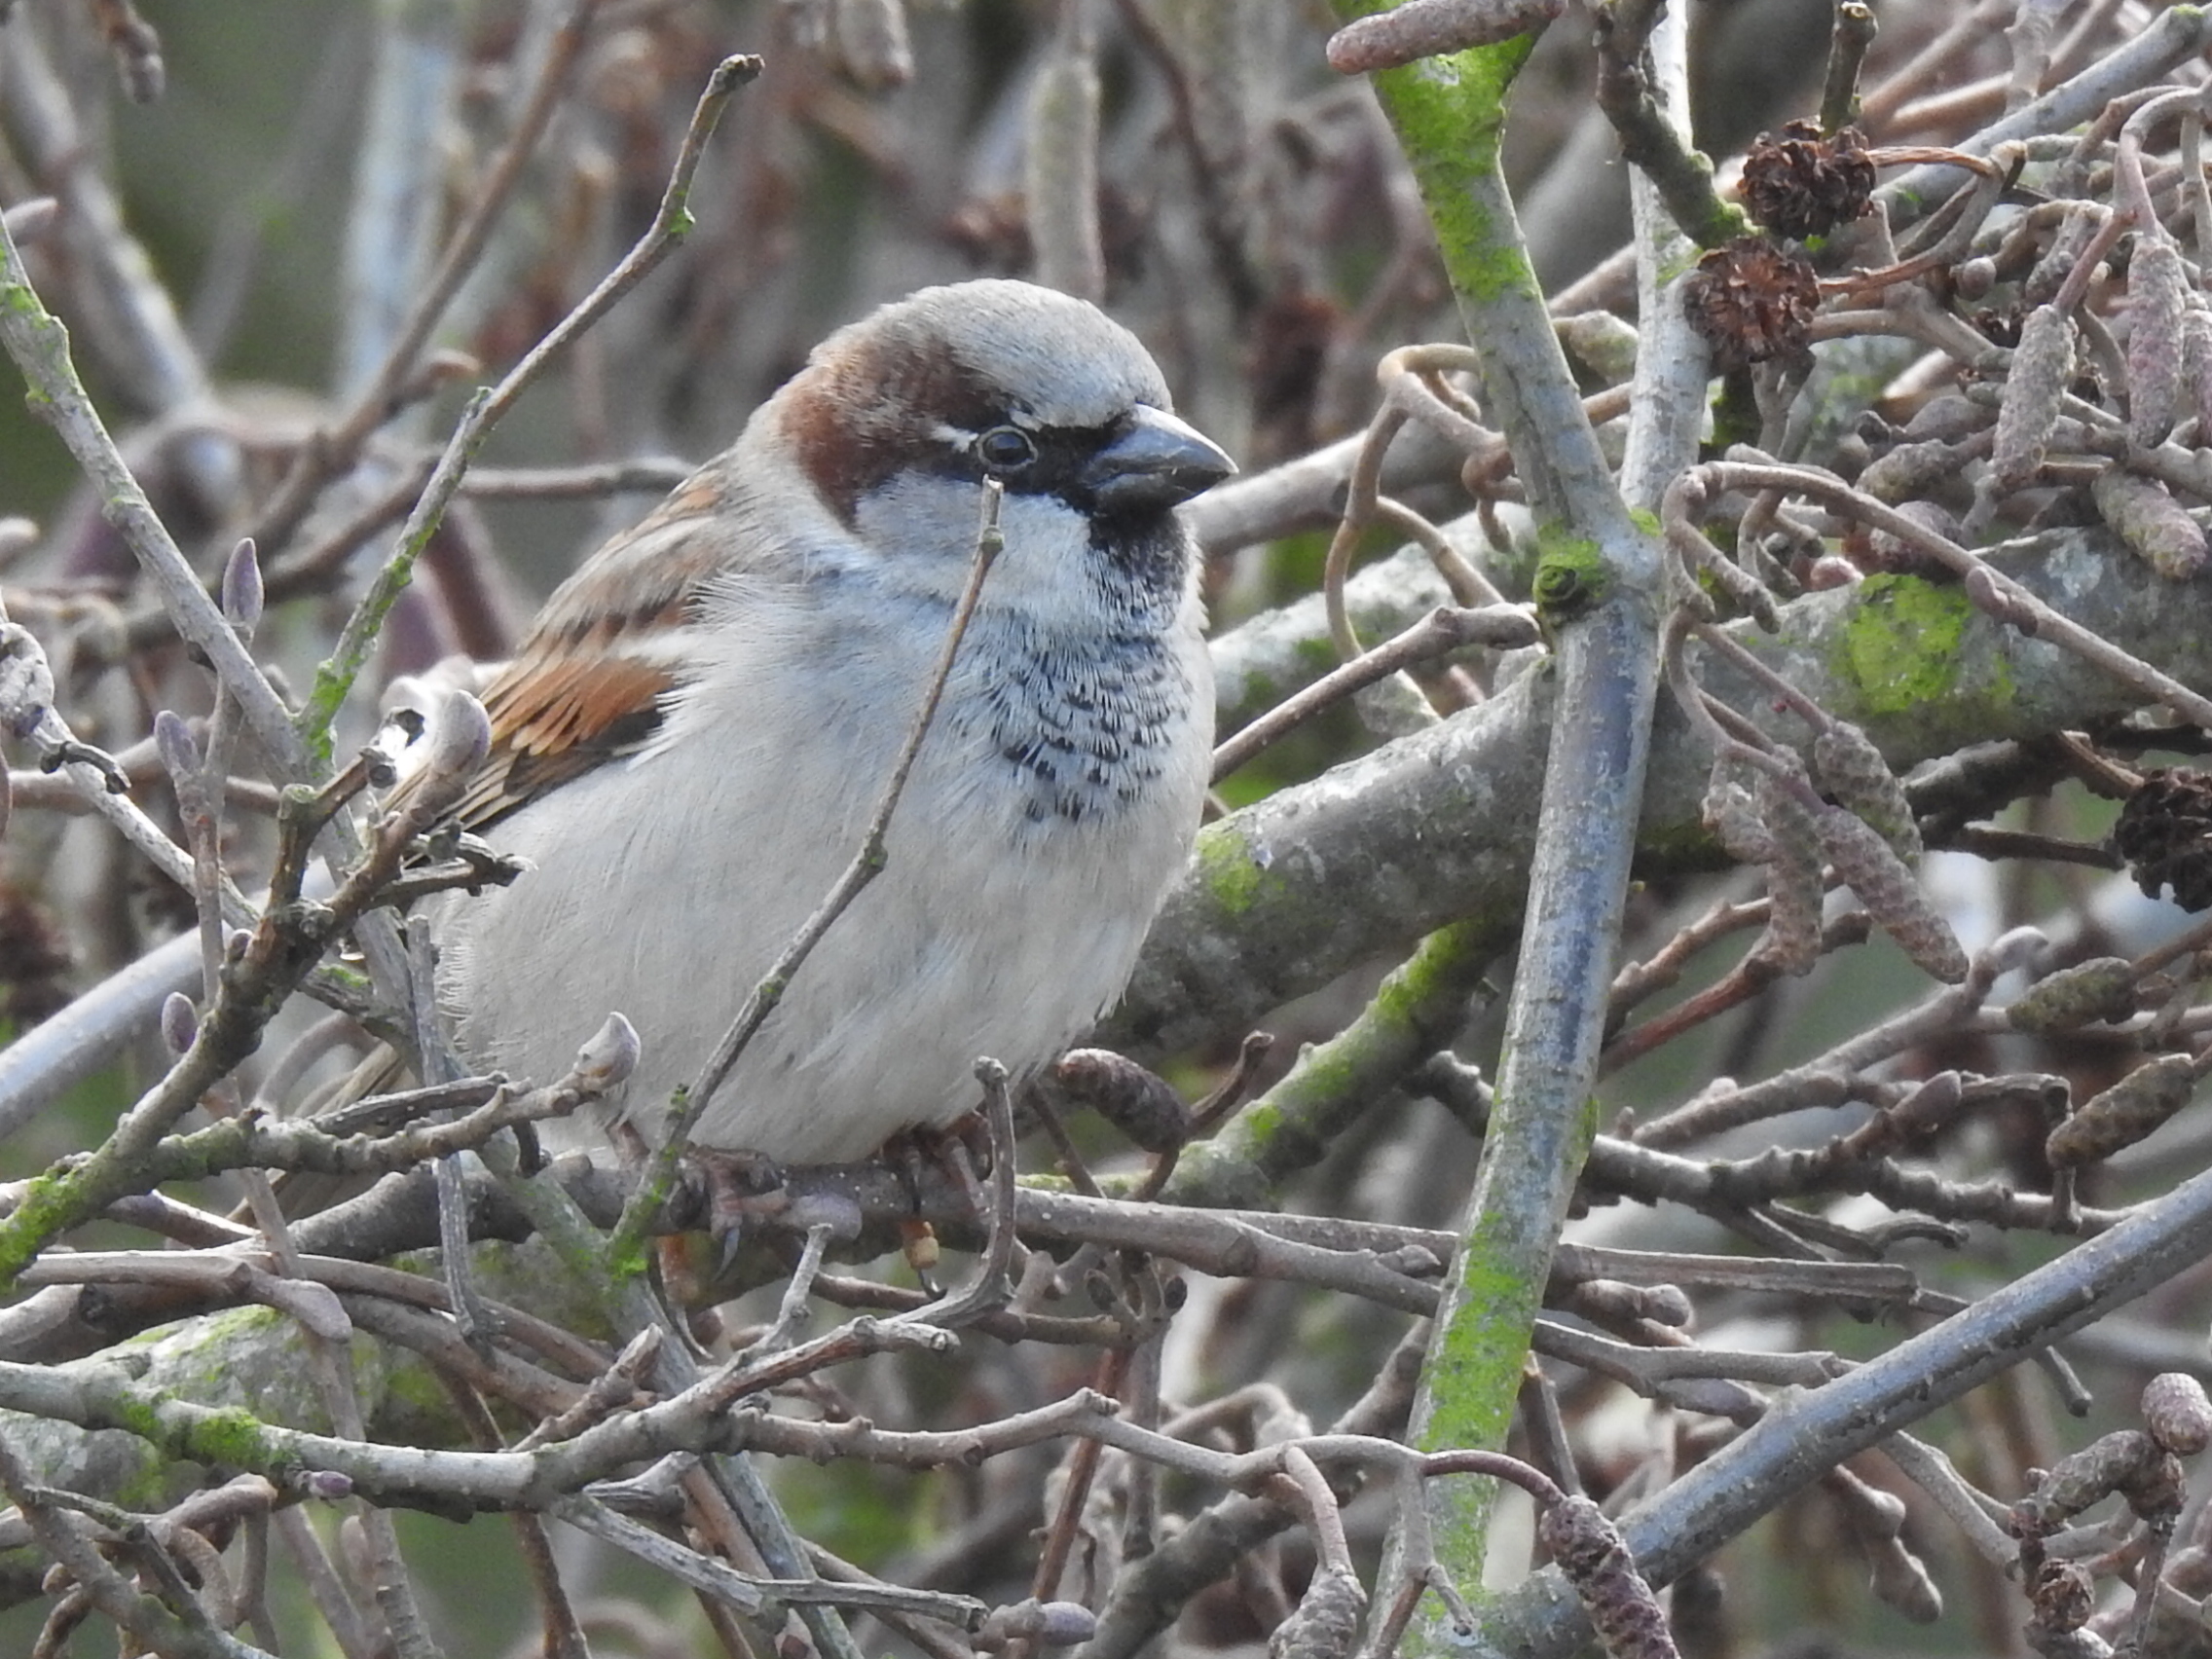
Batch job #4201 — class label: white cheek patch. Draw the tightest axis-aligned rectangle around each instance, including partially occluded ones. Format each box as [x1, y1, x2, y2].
[851, 474, 1105, 621]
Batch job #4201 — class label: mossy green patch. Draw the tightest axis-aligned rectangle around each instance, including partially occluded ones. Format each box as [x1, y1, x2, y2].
[1193, 819, 1285, 917]
[0, 1167, 82, 1287]
[1421, 1261, 1533, 1443]
[181, 1405, 282, 1471]
[1532, 533, 1606, 619]
[1357, 24, 1537, 306]
[1837, 572, 1997, 717]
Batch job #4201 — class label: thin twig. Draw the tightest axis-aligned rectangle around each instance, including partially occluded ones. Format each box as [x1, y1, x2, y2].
[295, 54, 765, 752]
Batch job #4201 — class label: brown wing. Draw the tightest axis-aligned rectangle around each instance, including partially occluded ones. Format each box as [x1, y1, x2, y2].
[431, 466, 738, 831]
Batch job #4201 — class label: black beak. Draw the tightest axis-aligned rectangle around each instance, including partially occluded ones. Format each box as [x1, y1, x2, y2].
[1081, 405, 1236, 514]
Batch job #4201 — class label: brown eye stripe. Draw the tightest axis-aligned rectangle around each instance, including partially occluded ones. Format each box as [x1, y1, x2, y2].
[780, 334, 1005, 525]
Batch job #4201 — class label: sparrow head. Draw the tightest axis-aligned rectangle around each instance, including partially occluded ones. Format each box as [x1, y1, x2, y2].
[775, 279, 1235, 541]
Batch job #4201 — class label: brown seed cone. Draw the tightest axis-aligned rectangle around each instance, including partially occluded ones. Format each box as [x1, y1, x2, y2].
[2027, 1560, 2095, 1635]
[1741, 121, 1876, 240]
[2113, 767, 2212, 910]
[1684, 237, 1820, 373]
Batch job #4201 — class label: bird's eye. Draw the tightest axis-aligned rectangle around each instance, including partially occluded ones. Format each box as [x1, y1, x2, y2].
[975, 425, 1038, 475]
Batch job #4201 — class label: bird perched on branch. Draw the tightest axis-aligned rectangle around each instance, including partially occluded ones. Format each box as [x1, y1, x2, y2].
[411, 278, 1232, 1165]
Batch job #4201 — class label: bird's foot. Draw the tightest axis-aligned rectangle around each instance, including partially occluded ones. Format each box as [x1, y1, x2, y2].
[879, 1121, 993, 1294]
[660, 1147, 790, 1297]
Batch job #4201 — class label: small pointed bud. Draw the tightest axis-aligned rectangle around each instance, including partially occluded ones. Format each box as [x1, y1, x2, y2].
[572, 1012, 641, 1093]
[1978, 926, 2052, 981]
[426, 689, 492, 785]
[0, 517, 37, 565]
[160, 992, 199, 1055]
[979, 1600, 1102, 1651]
[831, 0, 913, 90]
[153, 709, 202, 779]
[0, 198, 58, 243]
[222, 538, 264, 636]
[1889, 1071, 1964, 1139]
[1028, 1603, 1099, 1647]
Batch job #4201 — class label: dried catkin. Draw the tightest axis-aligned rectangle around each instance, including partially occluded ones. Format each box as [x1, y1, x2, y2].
[2091, 466, 2208, 580]
[2126, 236, 2191, 447]
[2006, 957, 2141, 1034]
[2046, 1052, 2198, 1166]
[1812, 722, 1921, 865]
[1992, 303, 2075, 490]
[1813, 806, 1969, 981]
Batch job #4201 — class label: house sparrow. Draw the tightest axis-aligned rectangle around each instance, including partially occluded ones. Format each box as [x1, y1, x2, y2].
[421, 279, 1232, 1163]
